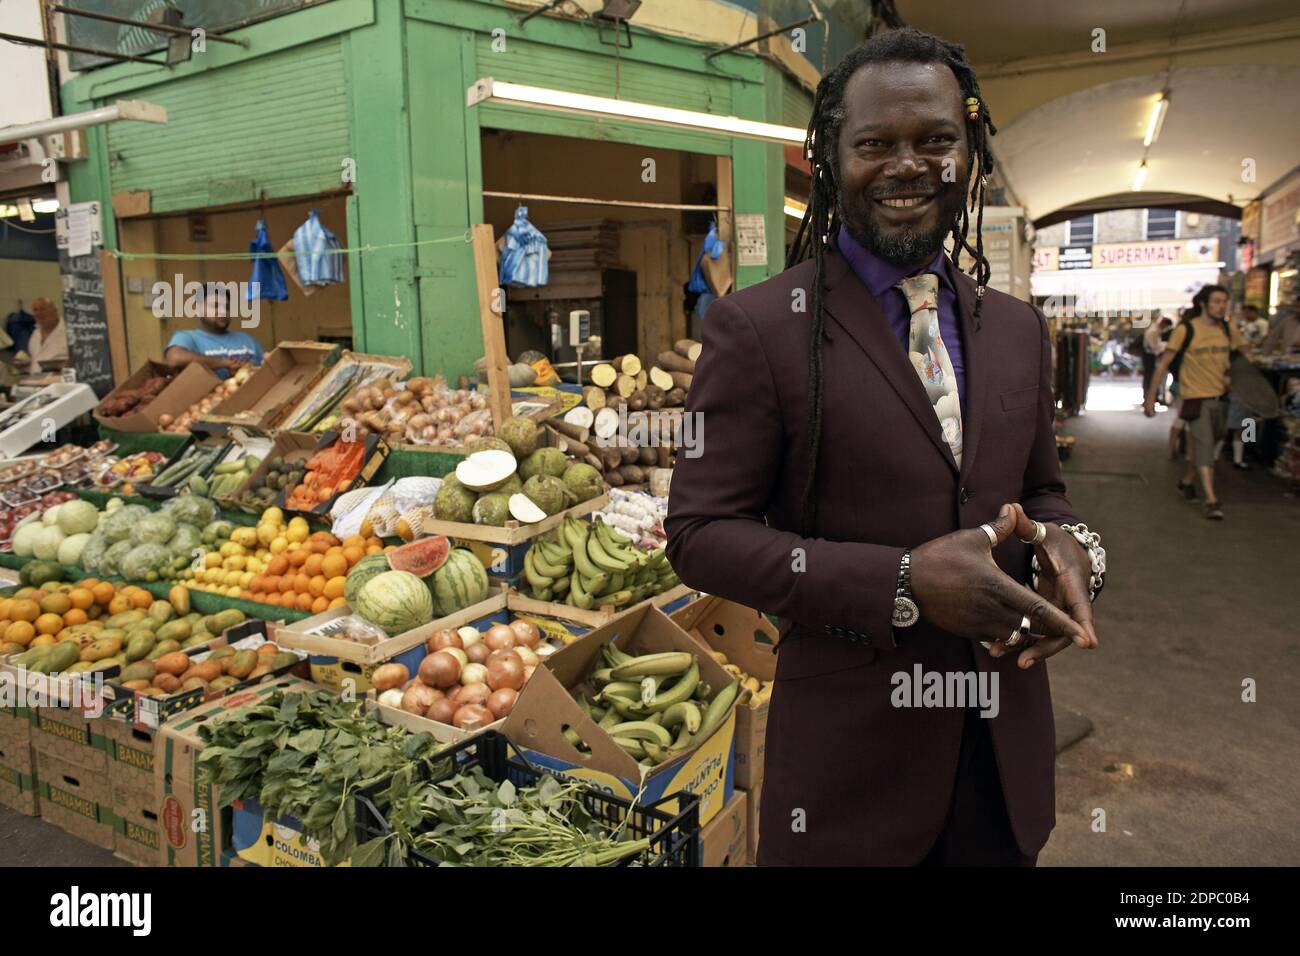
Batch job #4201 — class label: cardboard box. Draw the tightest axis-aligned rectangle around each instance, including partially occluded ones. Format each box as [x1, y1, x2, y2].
[202, 341, 337, 430]
[277, 586, 508, 694]
[0, 726, 38, 816]
[155, 676, 316, 867]
[31, 705, 108, 773]
[672, 596, 776, 789]
[504, 604, 738, 825]
[139, 435, 232, 500]
[275, 350, 412, 433]
[700, 789, 748, 867]
[504, 582, 698, 640]
[113, 786, 164, 866]
[105, 718, 157, 799]
[742, 782, 761, 865]
[36, 749, 114, 849]
[0, 700, 32, 741]
[278, 430, 390, 519]
[94, 361, 222, 433]
[219, 431, 317, 514]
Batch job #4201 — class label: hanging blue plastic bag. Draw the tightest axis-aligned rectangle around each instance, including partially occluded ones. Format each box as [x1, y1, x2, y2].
[293, 209, 344, 287]
[499, 206, 549, 288]
[688, 220, 724, 294]
[248, 219, 288, 302]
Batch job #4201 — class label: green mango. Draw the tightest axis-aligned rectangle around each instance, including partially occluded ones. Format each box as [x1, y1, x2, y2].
[156, 620, 192, 643]
[146, 639, 181, 661]
[125, 633, 157, 663]
[41, 643, 80, 674]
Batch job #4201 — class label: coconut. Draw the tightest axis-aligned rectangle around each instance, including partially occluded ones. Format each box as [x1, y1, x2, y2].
[472, 493, 512, 526]
[562, 462, 604, 504]
[522, 474, 568, 516]
[455, 449, 518, 491]
[464, 436, 512, 456]
[498, 415, 540, 459]
[508, 493, 547, 524]
[433, 483, 477, 522]
[520, 447, 568, 482]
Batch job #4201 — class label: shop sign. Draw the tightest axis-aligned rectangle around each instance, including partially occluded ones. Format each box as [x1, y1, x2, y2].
[1092, 238, 1218, 268]
[1059, 245, 1093, 270]
[736, 214, 767, 266]
[1259, 170, 1300, 260]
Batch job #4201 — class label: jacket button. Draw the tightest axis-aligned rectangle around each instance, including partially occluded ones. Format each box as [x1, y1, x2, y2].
[959, 487, 972, 504]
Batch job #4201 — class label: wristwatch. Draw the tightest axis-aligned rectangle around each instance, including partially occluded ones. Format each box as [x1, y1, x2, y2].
[891, 549, 919, 628]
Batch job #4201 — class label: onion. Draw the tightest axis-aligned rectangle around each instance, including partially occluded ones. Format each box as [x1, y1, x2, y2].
[514, 646, 539, 669]
[377, 689, 405, 709]
[487, 688, 518, 719]
[401, 682, 438, 715]
[457, 682, 492, 707]
[534, 643, 558, 659]
[426, 628, 463, 652]
[453, 704, 494, 731]
[509, 619, 541, 648]
[523, 664, 536, 683]
[461, 662, 489, 685]
[418, 651, 462, 689]
[446, 684, 464, 703]
[464, 642, 491, 665]
[441, 646, 469, 668]
[484, 623, 517, 651]
[486, 650, 525, 691]
[425, 698, 458, 725]
[371, 663, 409, 693]
[457, 626, 482, 648]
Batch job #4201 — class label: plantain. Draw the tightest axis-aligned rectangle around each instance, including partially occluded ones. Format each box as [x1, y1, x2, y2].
[697, 678, 741, 738]
[529, 543, 569, 578]
[568, 571, 594, 610]
[660, 700, 702, 733]
[522, 549, 555, 591]
[587, 531, 632, 573]
[641, 660, 700, 712]
[610, 651, 694, 681]
[609, 721, 673, 747]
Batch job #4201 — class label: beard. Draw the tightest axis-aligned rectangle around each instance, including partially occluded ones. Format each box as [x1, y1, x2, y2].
[839, 184, 964, 267]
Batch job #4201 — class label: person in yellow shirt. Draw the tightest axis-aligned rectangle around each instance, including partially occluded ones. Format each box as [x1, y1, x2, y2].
[1144, 284, 1243, 520]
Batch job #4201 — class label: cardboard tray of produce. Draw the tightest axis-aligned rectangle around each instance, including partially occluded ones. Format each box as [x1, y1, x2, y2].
[277, 430, 390, 519]
[200, 341, 337, 431]
[388, 394, 566, 455]
[220, 431, 317, 514]
[94, 361, 222, 433]
[506, 581, 697, 632]
[138, 435, 232, 500]
[421, 492, 610, 546]
[276, 351, 413, 434]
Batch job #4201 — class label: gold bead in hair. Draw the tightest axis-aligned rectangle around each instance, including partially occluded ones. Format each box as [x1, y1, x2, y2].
[965, 96, 980, 121]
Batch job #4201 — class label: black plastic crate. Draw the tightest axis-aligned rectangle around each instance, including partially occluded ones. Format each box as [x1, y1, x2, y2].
[354, 731, 701, 867]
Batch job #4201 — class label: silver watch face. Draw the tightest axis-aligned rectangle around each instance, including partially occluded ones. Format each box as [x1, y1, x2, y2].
[892, 596, 919, 628]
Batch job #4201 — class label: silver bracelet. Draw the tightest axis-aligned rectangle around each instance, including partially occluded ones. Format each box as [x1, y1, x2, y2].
[1031, 522, 1106, 601]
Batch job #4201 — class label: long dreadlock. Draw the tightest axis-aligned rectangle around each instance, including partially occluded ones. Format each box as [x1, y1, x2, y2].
[785, 28, 998, 536]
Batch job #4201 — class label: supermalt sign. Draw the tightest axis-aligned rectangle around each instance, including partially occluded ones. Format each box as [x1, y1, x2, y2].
[1092, 238, 1219, 268]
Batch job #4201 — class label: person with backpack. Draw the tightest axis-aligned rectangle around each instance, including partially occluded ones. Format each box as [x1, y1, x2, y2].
[1144, 284, 1244, 520]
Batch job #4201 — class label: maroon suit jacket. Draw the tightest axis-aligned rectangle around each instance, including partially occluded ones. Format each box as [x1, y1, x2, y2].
[665, 246, 1079, 865]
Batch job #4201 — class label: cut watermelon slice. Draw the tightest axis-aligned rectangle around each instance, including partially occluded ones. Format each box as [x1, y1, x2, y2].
[388, 534, 451, 577]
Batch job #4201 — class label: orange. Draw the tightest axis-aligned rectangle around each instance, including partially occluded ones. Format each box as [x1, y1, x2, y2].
[62, 608, 88, 627]
[292, 574, 311, 595]
[76, 577, 100, 589]
[67, 588, 94, 611]
[312, 531, 340, 546]
[29, 634, 54, 648]
[308, 575, 327, 598]
[5, 620, 35, 647]
[91, 582, 115, 606]
[108, 595, 133, 616]
[129, 589, 153, 610]
[267, 555, 290, 577]
[341, 546, 365, 567]
[295, 593, 315, 612]
[321, 554, 347, 579]
[29, 590, 48, 603]
[323, 576, 346, 601]
[0, 598, 13, 620]
[239, 590, 256, 602]
[311, 596, 330, 614]
[263, 575, 282, 594]
[10, 600, 40, 623]
[308, 538, 330, 554]
[288, 549, 309, 569]
[328, 596, 347, 610]
[303, 554, 325, 577]
[279, 592, 298, 610]
[35, 613, 64, 636]
[366, 544, 383, 556]
[366, 537, 383, 549]
[40, 593, 72, 617]
[342, 535, 366, 551]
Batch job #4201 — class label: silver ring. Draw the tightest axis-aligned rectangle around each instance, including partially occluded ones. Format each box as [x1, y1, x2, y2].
[1005, 630, 1022, 647]
[1019, 614, 1032, 636]
[979, 523, 998, 547]
[1019, 520, 1046, 545]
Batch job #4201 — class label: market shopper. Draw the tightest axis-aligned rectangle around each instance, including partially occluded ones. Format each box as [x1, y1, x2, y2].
[1239, 304, 1269, 348]
[1142, 315, 1172, 404]
[1260, 300, 1300, 354]
[1144, 284, 1244, 519]
[23, 297, 69, 374]
[666, 29, 1102, 867]
[165, 285, 264, 379]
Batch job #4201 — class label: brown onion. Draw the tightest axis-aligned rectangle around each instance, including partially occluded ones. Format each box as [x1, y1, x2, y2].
[401, 682, 438, 715]
[457, 682, 492, 707]
[426, 698, 458, 725]
[440, 647, 469, 668]
[461, 662, 489, 685]
[426, 628, 463, 652]
[523, 665, 536, 683]
[514, 646, 539, 669]
[509, 619, 541, 648]
[453, 704, 493, 731]
[487, 688, 518, 719]
[419, 651, 462, 689]
[486, 650, 525, 691]
[465, 642, 491, 665]
[533, 643, 558, 659]
[484, 623, 517, 651]
[371, 663, 409, 693]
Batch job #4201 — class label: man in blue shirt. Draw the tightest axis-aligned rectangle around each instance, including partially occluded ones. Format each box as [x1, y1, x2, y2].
[165, 285, 264, 379]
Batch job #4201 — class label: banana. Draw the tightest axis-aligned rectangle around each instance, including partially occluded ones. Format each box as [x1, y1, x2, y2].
[609, 721, 674, 747]
[604, 695, 650, 719]
[697, 678, 741, 738]
[597, 517, 634, 548]
[642, 741, 672, 764]
[587, 532, 632, 573]
[580, 570, 610, 595]
[741, 676, 761, 696]
[596, 680, 642, 701]
[523, 549, 555, 590]
[599, 708, 621, 730]
[709, 651, 729, 665]
[668, 723, 695, 753]
[564, 520, 605, 579]
[536, 535, 572, 563]
[694, 680, 712, 701]
[552, 575, 571, 595]
[660, 700, 702, 733]
[529, 545, 569, 578]
[569, 571, 594, 610]
[641, 660, 699, 712]
[598, 571, 625, 596]
[646, 548, 668, 567]
[599, 589, 634, 608]
[611, 736, 647, 760]
[533, 586, 553, 601]
[723, 663, 743, 678]
[594, 520, 639, 561]
[590, 667, 615, 685]
[610, 652, 695, 680]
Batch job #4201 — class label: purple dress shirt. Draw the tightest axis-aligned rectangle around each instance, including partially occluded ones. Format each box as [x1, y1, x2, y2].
[836, 228, 966, 409]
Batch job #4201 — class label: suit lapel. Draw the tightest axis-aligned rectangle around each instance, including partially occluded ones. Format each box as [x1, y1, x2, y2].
[820, 248, 959, 473]
[951, 266, 987, 483]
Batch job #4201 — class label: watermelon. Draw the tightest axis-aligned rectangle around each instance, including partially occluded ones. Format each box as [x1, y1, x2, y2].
[344, 552, 393, 606]
[388, 535, 451, 577]
[353, 570, 435, 635]
[429, 549, 490, 617]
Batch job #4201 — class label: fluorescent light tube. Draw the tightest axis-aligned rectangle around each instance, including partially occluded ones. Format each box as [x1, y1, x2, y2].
[1132, 161, 1149, 192]
[1143, 94, 1168, 148]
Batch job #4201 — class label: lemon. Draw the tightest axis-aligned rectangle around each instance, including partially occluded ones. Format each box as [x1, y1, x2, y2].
[231, 527, 258, 549]
[262, 507, 284, 525]
[269, 536, 288, 555]
[286, 521, 310, 545]
[204, 568, 224, 584]
[256, 522, 278, 547]
[225, 556, 247, 572]
[203, 552, 223, 570]
[239, 571, 254, 588]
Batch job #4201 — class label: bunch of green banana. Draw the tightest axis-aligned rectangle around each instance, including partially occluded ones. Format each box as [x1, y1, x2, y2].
[522, 516, 681, 608]
[563, 642, 740, 770]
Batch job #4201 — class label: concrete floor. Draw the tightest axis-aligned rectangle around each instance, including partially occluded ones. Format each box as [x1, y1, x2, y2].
[1, 381, 1296, 866]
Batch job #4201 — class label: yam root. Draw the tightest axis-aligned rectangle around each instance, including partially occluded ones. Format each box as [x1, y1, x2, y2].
[599, 446, 624, 472]
[674, 339, 702, 362]
[665, 387, 686, 406]
[656, 351, 695, 375]
[604, 469, 625, 487]
[552, 419, 590, 444]
[627, 390, 648, 412]
[644, 384, 666, 410]
[635, 370, 647, 391]
[611, 354, 642, 376]
[637, 446, 658, 466]
[648, 367, 674, 391]
[584, 453, 605, 474]
[546, 426, 591, 459]
[593, 406, 620, 439]
[590, 363, 617, 388]
[582, 386, 606, 411]
[668, 371, 693, 391]
[618, 464, 646, 484]
[614, 374, 637, 398]
[619, 444, 640, 465]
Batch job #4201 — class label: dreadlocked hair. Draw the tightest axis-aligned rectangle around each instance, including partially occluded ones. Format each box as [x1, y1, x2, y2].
[786, 27, 997, 536]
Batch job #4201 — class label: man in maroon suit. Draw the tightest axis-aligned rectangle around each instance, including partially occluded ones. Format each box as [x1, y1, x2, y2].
[666, 28, 1103, 866]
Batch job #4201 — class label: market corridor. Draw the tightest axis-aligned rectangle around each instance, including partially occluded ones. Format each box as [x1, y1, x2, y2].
[1041, 392, 1300, 866]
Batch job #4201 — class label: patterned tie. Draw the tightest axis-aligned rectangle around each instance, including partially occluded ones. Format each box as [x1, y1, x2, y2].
[895, 273, 963, 468]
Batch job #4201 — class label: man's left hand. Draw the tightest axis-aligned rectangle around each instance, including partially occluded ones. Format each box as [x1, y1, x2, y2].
[988, 503, 1098, 668]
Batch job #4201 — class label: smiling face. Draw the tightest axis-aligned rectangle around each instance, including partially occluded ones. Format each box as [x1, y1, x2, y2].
[834, 61, 970, 267]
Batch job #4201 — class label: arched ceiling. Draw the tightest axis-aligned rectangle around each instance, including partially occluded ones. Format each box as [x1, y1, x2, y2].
[990, 64, 1300, 221]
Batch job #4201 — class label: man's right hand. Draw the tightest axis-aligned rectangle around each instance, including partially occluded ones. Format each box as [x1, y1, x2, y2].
[910, 503, 1090, 648]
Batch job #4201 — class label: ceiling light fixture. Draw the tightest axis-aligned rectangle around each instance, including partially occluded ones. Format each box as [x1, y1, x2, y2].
[467, 78, 805, 145]
[1143, 93, 1169, 148]
[1132, 161, 1149, 192]
[31, 198, 60, 214]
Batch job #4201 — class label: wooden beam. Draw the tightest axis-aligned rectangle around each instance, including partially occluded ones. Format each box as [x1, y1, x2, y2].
[98, 248, 129, 386]
[716, 155, 735, 292]
[471, 223, 512, 430]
